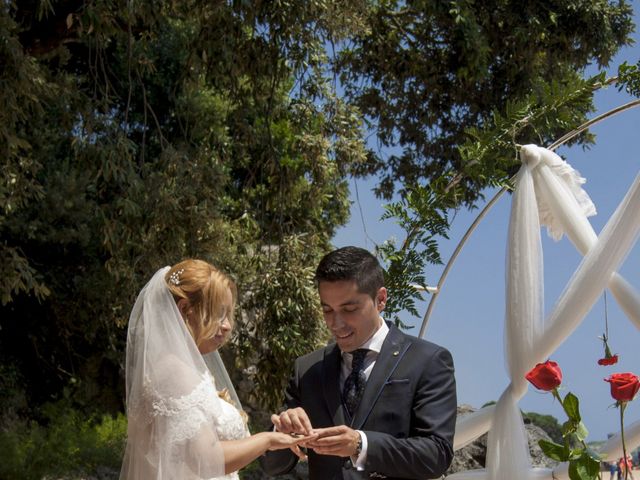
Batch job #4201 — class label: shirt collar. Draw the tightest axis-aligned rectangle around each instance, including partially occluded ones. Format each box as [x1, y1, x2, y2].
[342, 318, 389, 357]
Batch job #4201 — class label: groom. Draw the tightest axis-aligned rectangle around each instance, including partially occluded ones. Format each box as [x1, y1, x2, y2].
[260, 246, 457, 479]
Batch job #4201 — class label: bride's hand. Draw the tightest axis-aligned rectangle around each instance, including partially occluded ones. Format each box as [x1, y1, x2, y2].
[267, 432, 318, 460]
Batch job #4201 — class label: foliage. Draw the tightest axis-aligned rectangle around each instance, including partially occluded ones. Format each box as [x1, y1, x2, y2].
[523, 361, 604, 480]
[336, 0, 635, 203]
[0, 363, 29, 422]
[0, 401, 126, 480]
[238, 460, 262, 479]
[238, 234, 332, 411]
[377, 183, 451, 327]
[2, 0, 639, 432]
[617, 60, 640, 98]
[0, 0, 365, 414]
[377, 70, 613, 323]
[378, 63, 640, 325]
[537, 392, 601, 480]
[348, 3, 638, 330]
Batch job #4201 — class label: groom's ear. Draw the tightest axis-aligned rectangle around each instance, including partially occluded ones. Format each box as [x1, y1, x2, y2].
[375, 287, 387, 311]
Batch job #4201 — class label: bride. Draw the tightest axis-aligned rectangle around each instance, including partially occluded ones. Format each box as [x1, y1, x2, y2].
[119, 259, 313, 479]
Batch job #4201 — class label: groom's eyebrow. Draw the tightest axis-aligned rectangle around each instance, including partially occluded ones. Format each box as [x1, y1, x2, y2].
[339, 299, 361, 307]
[320, 299, 361, 307]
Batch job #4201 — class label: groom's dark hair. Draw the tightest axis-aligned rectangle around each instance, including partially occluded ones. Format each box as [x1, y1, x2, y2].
[315, 246, 384, 300]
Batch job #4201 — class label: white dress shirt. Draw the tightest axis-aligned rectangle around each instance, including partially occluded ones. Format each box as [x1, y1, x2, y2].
[340, 319, 389, 470]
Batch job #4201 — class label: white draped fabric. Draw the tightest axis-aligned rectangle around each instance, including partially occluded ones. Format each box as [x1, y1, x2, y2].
[204, 351, 242, 408]
[453, 405, 495, 451]
[447, 145, 640, 479]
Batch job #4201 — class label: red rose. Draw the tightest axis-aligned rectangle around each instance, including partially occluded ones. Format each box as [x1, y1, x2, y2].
[598, 354, 619, 366]
[526, 360, 563, 391]
[605, 373, 640, 402]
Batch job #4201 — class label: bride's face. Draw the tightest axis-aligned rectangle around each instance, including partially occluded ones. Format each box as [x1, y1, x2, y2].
[197, 316, 232, 354]
[197, 288, 233, 355]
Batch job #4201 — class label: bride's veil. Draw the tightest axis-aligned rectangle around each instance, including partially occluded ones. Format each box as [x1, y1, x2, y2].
[119, 267, 226, 479]
[204, 351, 242, 408]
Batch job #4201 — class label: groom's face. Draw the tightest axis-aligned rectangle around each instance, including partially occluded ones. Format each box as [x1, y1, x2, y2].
[318, 280, 386, 352]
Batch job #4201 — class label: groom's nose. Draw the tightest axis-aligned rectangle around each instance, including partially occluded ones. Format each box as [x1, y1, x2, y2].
[325, 311, 345, 329]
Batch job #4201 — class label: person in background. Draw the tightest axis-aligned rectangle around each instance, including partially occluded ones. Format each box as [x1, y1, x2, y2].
[618, 454, 635, 480]
[609, 460, 620, 480]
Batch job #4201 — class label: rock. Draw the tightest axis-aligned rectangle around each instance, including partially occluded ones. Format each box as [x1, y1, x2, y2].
[447, 404, 558, 475]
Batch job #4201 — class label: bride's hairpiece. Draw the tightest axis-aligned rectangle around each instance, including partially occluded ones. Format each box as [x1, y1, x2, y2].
[169, 268, 184, 286]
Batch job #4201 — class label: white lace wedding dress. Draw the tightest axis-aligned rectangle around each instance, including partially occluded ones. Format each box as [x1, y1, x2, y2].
[123, 370, 249, 480]
[209, 378, 250, 480]
[120, 268, 250, 480]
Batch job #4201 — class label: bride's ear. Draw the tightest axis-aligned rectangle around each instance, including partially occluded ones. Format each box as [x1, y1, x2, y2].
[176, 298, 191, 320]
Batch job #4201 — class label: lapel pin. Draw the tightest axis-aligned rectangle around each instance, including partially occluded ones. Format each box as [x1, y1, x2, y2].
[393, 351, 399, 356]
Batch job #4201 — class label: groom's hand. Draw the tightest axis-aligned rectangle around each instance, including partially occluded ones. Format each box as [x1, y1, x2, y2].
[271, 407, 314, 435]
[305, 425, 360, 457]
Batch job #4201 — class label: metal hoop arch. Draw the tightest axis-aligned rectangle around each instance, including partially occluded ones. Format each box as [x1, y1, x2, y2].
[419, 98, 640, 339]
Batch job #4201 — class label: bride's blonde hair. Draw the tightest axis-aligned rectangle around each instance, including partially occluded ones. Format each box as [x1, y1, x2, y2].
[165, 259, 236, 348]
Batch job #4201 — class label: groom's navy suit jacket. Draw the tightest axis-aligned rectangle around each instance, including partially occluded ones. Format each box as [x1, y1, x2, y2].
[260, 323, 457, 479]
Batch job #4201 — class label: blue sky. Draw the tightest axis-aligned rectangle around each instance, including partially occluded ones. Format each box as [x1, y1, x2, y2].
[333, 7, 640, 442]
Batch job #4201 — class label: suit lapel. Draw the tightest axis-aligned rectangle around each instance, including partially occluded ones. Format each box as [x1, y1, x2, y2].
[352, 324, 410, 428]
[322, 344, 347, 426]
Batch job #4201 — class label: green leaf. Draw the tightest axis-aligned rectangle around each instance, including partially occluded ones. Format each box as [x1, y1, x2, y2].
[539, 439, 571, 462]
[562, 420, 576, 437]
[575, 420, 589, 442]
[563, 392, 581, 422]
[568, 451, 601, 480]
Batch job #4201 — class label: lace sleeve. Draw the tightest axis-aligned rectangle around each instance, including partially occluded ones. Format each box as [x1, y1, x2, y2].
[149, 372, 220, 443]
[121, 358, 226, 479]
